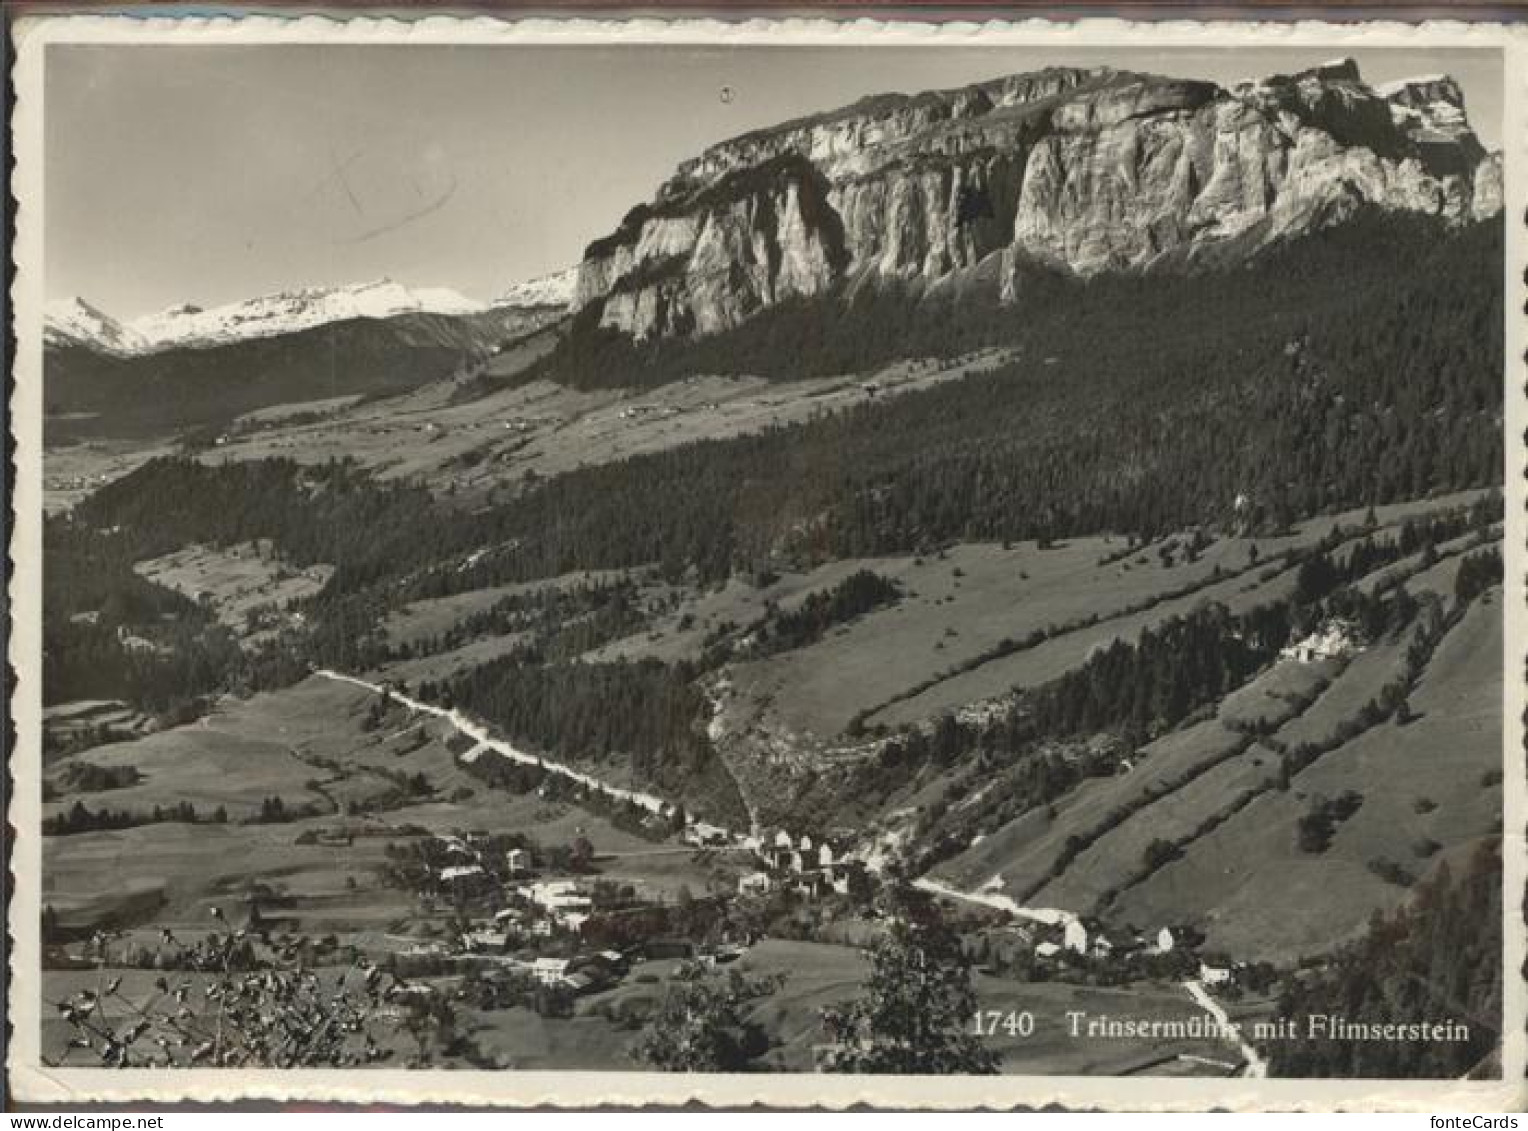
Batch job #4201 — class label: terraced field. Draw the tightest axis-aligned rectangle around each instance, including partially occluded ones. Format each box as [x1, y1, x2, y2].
[932, 570, 1502, 965]
[703, 493, 1492, 740]
[1112, 592, 1502, 963]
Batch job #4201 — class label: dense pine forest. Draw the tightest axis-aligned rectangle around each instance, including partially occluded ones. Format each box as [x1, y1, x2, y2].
[441, 657, 748, 826]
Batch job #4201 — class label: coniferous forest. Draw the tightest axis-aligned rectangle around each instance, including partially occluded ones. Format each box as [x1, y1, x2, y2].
[1268, 840, 1502, 1078]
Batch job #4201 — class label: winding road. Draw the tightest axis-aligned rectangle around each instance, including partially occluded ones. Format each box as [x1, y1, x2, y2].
[313, 668, 742, 835]
[915, 876, 1266, 1078]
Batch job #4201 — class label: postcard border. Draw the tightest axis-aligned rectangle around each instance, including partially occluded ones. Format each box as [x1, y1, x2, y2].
[7, 10, 1526, 1111]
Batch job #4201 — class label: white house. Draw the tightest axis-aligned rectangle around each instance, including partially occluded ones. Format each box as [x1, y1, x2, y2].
[524, 880, 593, 928]
[528, 957, 572, 986]
[1199, 962, 1232, 987]
[465, 928, 508, 951]
[1035, 941, 1062, 959]
[504, 848, 531, 876]
[1154, 926, 1176, 954]
[1063, 919, 1089, 955]
[439, 837, 476, 863]
[682, 822, 730, 848]
[1280, 619, 1358, 663]
[818, 844, 835, 869]
[738, 871, 773, 896]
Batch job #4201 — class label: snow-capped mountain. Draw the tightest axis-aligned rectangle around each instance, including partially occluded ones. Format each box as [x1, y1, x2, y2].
[43, 297, 149, 355]
[125, 279, 489, 352]
[45, 279, 491, 356]
[495, 267, 578, 310]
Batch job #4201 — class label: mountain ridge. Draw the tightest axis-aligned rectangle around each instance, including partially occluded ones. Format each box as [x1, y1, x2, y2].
[45, 305, 562, 440]
[46, 270, 575, 358]
[46, 279, 488, 357]
[570, 58, 1501, 341]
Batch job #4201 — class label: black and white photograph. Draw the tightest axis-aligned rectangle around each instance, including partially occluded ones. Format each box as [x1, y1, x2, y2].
[6, 14, 1523, 1111]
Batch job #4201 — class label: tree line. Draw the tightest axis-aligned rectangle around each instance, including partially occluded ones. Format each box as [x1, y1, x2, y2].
[1268, 839, 1501, 1078]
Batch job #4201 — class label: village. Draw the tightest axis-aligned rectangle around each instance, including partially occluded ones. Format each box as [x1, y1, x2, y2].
[263, 809, 1263, 1017]
[359, 823, 880, 998]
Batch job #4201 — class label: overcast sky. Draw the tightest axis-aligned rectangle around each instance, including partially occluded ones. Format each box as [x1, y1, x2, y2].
[46, 43, 1502, 319]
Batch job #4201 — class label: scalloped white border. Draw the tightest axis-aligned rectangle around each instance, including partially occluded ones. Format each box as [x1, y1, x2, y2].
[8, 11, 1526, 1111]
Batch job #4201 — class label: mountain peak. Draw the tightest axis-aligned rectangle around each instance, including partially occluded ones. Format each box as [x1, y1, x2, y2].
[496, 267, 578, 310]
[44, 297, 148, 355]
[1308, 57, 1362, 82]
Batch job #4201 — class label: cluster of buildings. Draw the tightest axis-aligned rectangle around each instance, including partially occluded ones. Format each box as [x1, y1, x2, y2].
[517, 950, 629, 993]
[1012, 918, 1233, 985]
[1280, 617, 1360, 663]
[735, 830, 871, 901]
[514, 879, 594, 933]
[1030, 920, 1185, 962]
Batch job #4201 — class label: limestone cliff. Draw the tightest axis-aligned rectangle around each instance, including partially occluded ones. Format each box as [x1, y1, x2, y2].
[574, 60, 1501, 340]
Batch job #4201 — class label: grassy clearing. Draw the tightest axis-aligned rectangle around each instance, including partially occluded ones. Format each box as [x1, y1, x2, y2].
[855, 493, 1490, 732]
[589, 559, 917, 667]
[42, 676, 720, 937]
[929, 517, 1501, 964]
[1403, 536, 1502, 601]
[43, 816, 414, 930]
[235, 394, 366, 425]
[377, 631, 533, 684]
[871, 535, 1382, 730]
[44, 718, 320, 821]
[133, 541, 330, 645]
[382, 569, 632, 650]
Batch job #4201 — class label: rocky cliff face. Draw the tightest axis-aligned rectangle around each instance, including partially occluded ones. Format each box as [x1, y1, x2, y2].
[573, 60, 1501, 340]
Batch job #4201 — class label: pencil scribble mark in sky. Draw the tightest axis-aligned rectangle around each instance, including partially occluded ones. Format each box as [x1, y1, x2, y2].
[340, 176, 458, 244]
[306, 148, 365, 214]
[333, 149, 364, 216]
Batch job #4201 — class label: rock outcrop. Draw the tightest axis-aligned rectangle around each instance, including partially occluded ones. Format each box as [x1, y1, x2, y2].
[572, 60, 1500, 340]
